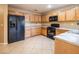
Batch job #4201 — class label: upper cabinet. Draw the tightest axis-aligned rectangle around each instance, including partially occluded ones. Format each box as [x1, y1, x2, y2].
[30, 14, 35, 22]
[38, 15, 41, 23]
[9, 11, 24, 16]
[41, 11, 59, 23]
[45, 15, 50, 22]
[42, 6, 79, 22]
[30, 15, 41, 23]
[8, 7, 41, 23]
[66, 7, 76, 21]
[58, 10, 66, 21]
[25, 14, 30, 22]
[34, 15, 38, 23]
[8, 7, 24, 16]
[52, 11, 58, 16]
[75, 7, 79, 20]
[41, 15, 46, 23]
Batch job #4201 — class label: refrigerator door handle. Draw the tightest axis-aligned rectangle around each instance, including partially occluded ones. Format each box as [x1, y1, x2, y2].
[10, 21, 16, 28]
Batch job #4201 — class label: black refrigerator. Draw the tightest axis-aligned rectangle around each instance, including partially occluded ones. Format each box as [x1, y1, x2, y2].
[8, 15, 25, 43]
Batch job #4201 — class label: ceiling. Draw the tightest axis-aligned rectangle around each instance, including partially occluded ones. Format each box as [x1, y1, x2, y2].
[9, 4, 69, 14]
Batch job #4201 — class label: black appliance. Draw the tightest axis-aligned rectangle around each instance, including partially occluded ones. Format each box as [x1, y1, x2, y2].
[49, 16, 58, 22]
[8, 15, 25, 43]
[47, 24, 60, 39]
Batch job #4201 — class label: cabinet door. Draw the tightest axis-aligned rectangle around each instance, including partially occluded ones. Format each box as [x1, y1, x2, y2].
[66, 8, 76, 21]
[25, 14, 30, 22]
[9, 11, 24, 16]
[34, 15, 38, 23]
[52, 11, 58, 16]
[36, 28, 41, 35]
[42, 28, 47, 36]
[41, 15, 46, 23]
[30, 15, 34, 22]
[45, 15, 50, 22]
[38, 15, 41, 23]
[55, 39, 79, 54]
[42, 28, 44, 35]
[58, 10, 66, 21]
[25, 28, 31, 38]
[31, 28, 37, 36]
[75, 7, 79, 20]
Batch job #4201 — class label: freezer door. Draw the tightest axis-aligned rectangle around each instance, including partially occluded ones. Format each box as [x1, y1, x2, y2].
[8, 15, 17, 43]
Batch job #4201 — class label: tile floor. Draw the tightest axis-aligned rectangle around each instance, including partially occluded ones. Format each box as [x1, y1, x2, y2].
[0, 35, 54, 54]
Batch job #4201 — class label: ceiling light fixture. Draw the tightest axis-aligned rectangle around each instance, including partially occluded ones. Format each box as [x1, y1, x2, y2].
[47, 4, 52, 8]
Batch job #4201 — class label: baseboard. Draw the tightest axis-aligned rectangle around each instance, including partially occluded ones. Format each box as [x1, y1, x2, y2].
[0, 43, 8, 45]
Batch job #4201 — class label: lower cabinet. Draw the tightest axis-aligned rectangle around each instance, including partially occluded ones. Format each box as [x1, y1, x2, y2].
[36, 28, 41, 35]
[41, 27, 47, 36]
[25, 27, 41, 38]
[31, 27, 41, 36]
[25, 28, 31, 38]
[55, 39, 79, 54]
[31, 28, 37, 36]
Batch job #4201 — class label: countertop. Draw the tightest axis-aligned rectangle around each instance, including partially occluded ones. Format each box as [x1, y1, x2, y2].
[54, 31, 79, 46]
[56, 27, 79, 31]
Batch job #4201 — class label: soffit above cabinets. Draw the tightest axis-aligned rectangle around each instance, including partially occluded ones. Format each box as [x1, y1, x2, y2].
[9, 4, 70, 14]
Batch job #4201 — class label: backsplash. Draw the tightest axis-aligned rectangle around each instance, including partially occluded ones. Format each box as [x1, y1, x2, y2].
[25, 22, 41, 28]
[41, 21, 79, 30]
[59, 22, 79, 30]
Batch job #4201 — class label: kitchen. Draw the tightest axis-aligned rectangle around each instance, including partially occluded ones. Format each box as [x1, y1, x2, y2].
[0, 4, 79, 54]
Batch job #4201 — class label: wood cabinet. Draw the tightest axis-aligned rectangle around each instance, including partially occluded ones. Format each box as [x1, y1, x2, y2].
[25, 28, 31, 38]
[42, 27, 47, 36]
[31, 28, 37, 36]
[66, 8, 76, 21]
[25, 27, 41, 38]
[9, 7, 26, 16]
[31, 27, 41, 36]
[38, 15, 41, 23]
[52, 11, 58, 16]
[75, 7, 79, 20]
[9, 11, 24, 16]
[56, 29, 68, 35]
[42, 12, 55, 23]
[34, 15, 38, 23]
[45, 15, 50, 22]
[58, 10, 66, 21]
[41, 15, 46, 23]
[55, 39, 79, 54]
[30, 15, 41, 23]
[30, 15, 35, 22]
[36, 28, 41, 35]
[25, 14, 30, 22]
[43, 7, 79, 22]
[8, 7, 24, 16]
[41, 15, 49, 23]
[0, 5, 8, 43]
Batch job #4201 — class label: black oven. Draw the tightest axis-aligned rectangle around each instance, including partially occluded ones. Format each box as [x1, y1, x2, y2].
[47, 24, 60, 39]
[49, 16, 58, 22]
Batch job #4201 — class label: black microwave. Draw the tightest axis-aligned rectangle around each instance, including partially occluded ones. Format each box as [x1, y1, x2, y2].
[49, 16, 58, 22]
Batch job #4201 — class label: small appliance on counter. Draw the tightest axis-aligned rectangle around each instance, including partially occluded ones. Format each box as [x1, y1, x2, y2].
[47, 24, 60, 40]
